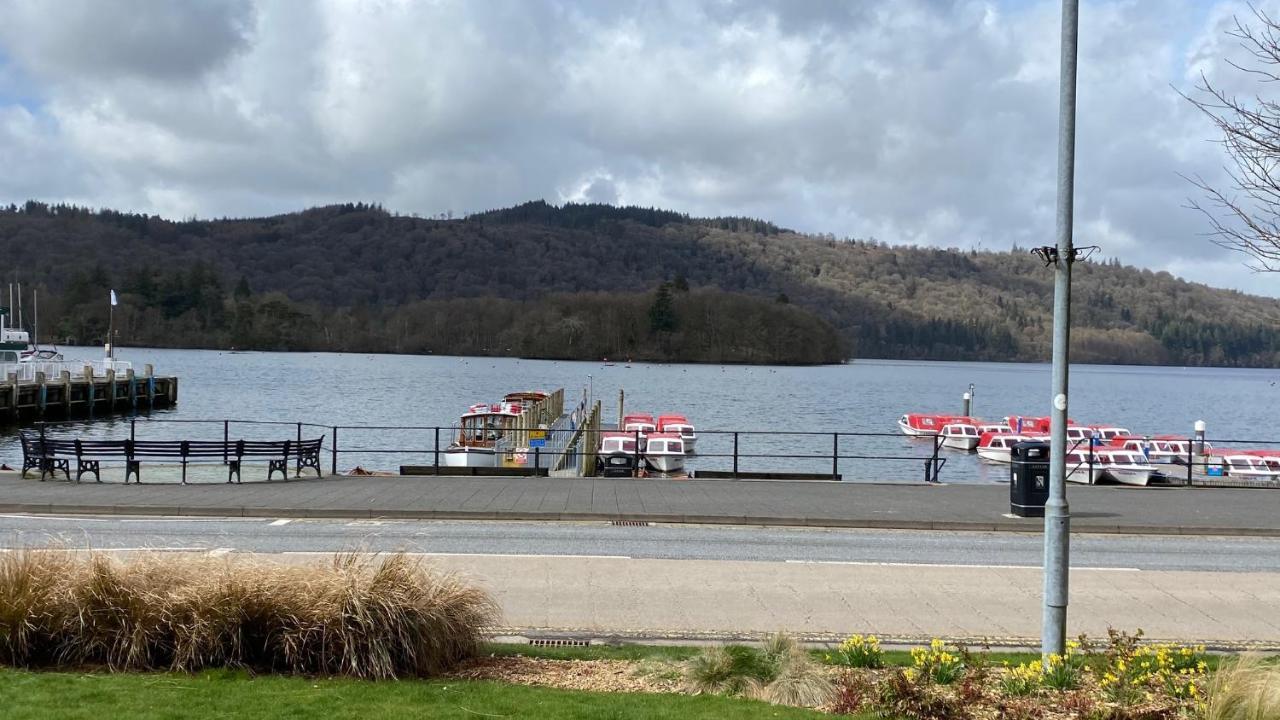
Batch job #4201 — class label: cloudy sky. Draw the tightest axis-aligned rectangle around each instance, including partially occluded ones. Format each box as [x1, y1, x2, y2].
[0, 0, 1277, 295]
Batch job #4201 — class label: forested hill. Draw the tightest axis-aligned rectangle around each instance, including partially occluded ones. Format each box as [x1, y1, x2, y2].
[3, 199, 1280, 366]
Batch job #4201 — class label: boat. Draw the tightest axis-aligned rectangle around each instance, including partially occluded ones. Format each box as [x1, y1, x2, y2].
[976, 432, 1040, 464]
[1063, 449, 1107, 484]
[978, 423, 1010, 435]
[1003, 416, 1076, 435]
[1217, 455, 1280, 481]
[939, 422, 981, 451]
[643, 432, 686, 473]
[442, 403, 523, 467]
[1088, 425, 1131, 441]
[656, 414, 697, 453]
[597, 431, 639, 477]
[898, 413, 976, 437]
[1094, 449, 1155, 486]
[622, 413, 656, 438]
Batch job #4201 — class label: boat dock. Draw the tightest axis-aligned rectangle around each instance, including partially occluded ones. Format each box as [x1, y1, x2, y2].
[0, 362, 177, 423]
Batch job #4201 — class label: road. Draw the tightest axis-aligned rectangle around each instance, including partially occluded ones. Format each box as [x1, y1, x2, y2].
[3, 514, 1278, 647]
[2, 514, 1278, 572]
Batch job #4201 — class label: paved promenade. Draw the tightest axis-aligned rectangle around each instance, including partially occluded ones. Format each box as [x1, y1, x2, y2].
[2, 470, 1278, 535]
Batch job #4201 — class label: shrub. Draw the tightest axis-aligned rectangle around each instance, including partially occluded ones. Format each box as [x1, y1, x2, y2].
[1201, 654, 1280, 720]
[0, 549, 499, 678]
[829, 633, 884, 668]
[684, 633, 833, 708]
[911, 639, 966, 685]
[877, 667, 968, 720]
[830, 671, 874, 715]
[1094, 629, 1209, 707]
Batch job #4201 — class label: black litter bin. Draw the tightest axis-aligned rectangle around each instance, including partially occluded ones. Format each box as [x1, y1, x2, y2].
[1010, 440, 1050, 517]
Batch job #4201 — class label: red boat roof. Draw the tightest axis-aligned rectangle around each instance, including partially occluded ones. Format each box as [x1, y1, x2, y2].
[647, 432, 681, 440]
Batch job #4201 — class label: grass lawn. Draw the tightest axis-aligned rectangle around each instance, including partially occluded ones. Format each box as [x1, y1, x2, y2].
[0, 669, 842, 720]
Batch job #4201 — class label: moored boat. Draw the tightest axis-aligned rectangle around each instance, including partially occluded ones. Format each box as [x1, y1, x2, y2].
[656, 414, 697, 453]
[643, 432, 686, 473]
[597, 431, 639, 477]
[622, 413, 656, 438]
[1063, 449, 1107, 485]
[1217, 454, 1280, 481]
[939, 422, 981, 451]
[442, 403, 522, 467]
[976, 432, 1040, 464]
[898, 413, 976, 437]
[1094, 449, 1155, 486]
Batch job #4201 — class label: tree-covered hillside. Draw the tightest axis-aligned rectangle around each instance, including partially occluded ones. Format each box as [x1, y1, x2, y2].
[3, 199, 1279, 366]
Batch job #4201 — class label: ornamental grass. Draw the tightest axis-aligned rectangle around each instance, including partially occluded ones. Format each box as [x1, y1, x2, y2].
[0, 549, 499, 678]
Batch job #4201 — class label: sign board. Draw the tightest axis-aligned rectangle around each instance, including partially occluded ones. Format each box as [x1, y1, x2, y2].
[529, 438, 546, 448]
[529, 430, 547, 440]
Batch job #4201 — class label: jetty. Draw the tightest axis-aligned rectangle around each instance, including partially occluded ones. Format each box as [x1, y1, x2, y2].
[0, 361, 177, 423]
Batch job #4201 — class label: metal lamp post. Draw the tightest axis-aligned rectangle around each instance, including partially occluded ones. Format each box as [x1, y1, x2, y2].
[1043, 0, 1079, 661]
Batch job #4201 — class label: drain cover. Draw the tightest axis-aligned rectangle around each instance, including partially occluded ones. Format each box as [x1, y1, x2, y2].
[610, 520, 651, 527]
[529, 638, 592, 648]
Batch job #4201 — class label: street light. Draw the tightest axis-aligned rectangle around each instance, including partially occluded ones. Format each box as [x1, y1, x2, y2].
[1043, 0, 1079, 662]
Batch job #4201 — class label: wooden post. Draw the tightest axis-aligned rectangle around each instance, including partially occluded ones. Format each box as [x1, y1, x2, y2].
[617, 389, 624, 428]
[145, 364, 155, 407]
[7, 372, 17, 419]
[36, 371, 46, 416]
[106, 369, 116, 409]
[126, 368, 136, 408]
[61, 370, 71, 414]
[83, 365, 94, 417]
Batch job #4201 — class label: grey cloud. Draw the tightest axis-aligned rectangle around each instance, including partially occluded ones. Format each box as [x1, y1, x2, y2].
[0, 0, 1275, 296]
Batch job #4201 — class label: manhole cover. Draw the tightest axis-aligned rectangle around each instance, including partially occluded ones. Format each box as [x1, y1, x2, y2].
[528, 638, 592, 647]
[610, 520, 650, 527]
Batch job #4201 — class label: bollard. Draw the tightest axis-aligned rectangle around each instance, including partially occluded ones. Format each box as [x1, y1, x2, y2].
[61, 370, 71, 413]
[1194, 420, 1206, 457]
[106, 369, 116, 409]
[36, 371, 46, 416]
[127, 368, 136, 408]
[962, 392, 971, 417]
[296, 422, 303, 477]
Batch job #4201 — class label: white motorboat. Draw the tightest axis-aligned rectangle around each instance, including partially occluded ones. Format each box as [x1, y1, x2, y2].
[976, 432, 1039, 464]
[643, 432, 686, 473]
[978, 423, 1010, 436]
[898, 413, 973, 437]
[657, 414, 696, 453]
[1063, 450, 1107, 485]
[1095, 449, 1155, 486]
[622, 413, 656, 438]
[1218, 455, 1280, 481]
[939, 422, 981, 451]
[597, 431, 639, 477]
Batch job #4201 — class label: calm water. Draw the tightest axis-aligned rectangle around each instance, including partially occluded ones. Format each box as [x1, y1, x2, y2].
[3, 347, 1278, 483]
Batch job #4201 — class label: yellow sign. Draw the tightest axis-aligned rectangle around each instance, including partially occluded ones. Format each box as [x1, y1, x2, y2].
[529, 430, 547, 440]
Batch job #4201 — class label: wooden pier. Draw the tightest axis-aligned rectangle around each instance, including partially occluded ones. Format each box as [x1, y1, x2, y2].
[0, 363, 177, 423]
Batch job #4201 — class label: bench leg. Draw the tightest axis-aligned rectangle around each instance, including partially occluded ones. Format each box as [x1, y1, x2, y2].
[228, 459, 242, 484]
[76, 460, 101, 483]
[268, 459, 287, 481]
[126, 460, 141, 485]
[181, 460, 188, 485]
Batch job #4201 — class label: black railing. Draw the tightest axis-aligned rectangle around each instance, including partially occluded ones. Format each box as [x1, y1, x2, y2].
[14, 418, 1280, 488]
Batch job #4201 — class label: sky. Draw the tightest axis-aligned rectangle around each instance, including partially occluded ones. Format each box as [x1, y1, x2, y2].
[0, 0, 1278, 296]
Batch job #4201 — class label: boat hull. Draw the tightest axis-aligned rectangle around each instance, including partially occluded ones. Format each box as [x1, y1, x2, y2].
[442, 446, 497, 468]
[976, 447, 1011, 464]
[942, 436, 979, 451]
[898, 420, 938, 437]
[645, 454, 685, 473]
[1105, 467, 1152, 486]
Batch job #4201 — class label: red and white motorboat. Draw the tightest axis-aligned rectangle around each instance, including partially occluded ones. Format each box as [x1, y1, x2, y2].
[622, 413, 656, 438]
[1088, 425, 1131, 441]
[1003, 416, 1076, 435]
[976, 432, 1041, 464]
[1093, 449, 1156, 486]
[1063, 449, 1107, 485]
[656, 414, 697, 453]
[1218, 454, 1280, 481]
[643, 432, 686, 473]
[898, 413, 977, 437]
[597, 431, 640, 477]
[940, 422, 981, 451]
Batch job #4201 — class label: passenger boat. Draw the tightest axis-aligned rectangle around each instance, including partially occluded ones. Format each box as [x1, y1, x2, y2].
[1094, 449, 1156, 486]
[442, 403, 523, 467]
[978, 423, 1010, 436]
[656, 414, 697, 453]
[622, 413, 656, 438]
[643, 432, 686, 473]
[1003, 416, 1075, 435]
[976, 432, 1039, 464]
[1088, 425, 1131, 441]
[898, 413, 976, 437]
[939, 422, 981, 451]
[1217, 455, 1280, 481]
[597, 431, 639, 477]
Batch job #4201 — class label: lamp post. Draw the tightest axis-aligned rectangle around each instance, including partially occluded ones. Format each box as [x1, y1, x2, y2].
[1043, 0, 1079, 662]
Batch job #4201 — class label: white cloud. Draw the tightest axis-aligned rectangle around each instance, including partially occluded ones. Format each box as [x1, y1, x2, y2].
[0, 0, 1276, 296]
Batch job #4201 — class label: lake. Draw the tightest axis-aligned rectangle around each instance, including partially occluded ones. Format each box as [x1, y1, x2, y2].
[2, 347, 1276, 483]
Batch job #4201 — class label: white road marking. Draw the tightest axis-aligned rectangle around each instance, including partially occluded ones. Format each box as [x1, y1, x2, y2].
[279, 551, 634, 560]
[269, 519, 292, 526]
[784, 559, 1140, 572]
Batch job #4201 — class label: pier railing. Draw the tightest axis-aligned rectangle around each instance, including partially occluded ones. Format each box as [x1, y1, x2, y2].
[14, 418, 1280, 488]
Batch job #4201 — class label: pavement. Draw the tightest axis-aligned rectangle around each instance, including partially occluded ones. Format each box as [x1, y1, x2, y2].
[3, 515, 1277, 648]
[2, 469, 1279, 535]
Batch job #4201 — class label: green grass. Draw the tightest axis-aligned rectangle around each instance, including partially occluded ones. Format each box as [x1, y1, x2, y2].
[0, 668, 843, 720]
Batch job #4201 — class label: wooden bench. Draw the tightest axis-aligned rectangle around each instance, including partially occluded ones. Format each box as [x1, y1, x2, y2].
[19, 434, 324, 484]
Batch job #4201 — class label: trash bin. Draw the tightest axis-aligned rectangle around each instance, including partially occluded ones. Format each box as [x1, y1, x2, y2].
[1010, 440, 1051, 517]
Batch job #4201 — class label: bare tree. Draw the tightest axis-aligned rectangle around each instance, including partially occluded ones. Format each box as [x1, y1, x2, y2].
[1185, 4, 1280, 271]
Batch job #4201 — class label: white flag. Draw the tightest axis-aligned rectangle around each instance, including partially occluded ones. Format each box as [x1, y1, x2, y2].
[110, 290, 118, 306]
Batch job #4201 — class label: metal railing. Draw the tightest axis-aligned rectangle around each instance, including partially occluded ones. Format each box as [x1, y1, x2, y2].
[14, 419, 1279, 488]
[2, 359, 134, 383]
